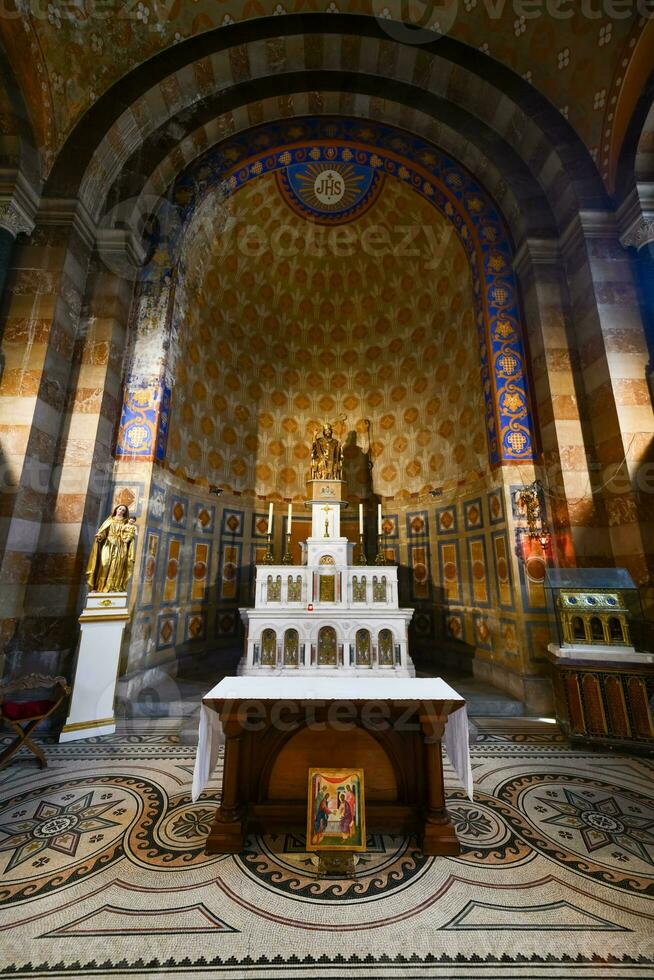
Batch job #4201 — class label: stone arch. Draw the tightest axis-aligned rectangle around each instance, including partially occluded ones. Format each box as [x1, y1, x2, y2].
[261, 627, 277, 666]
[608, 617, 624, 644]
[378, 627, 394, 666]
[317, 625, 337, 666]
[123, 117, 537, 469]
[610, 19, 654, 196]
[45, 19, 598, 195]
[283, 628, 299, 666]
[355, 628, 371, 667]
[589, 617, 604, 644]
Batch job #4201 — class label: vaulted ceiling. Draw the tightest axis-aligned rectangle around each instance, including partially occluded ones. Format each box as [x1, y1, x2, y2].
[0, 1, 650, 194]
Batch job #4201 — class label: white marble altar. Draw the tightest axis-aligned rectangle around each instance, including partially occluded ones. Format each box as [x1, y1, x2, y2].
[192, 675, 473, 802]
[239, 480, 415, 675]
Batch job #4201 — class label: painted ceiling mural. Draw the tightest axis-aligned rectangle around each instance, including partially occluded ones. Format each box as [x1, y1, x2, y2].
[0, 1, 644, 181]
[166, 169, 487, 500]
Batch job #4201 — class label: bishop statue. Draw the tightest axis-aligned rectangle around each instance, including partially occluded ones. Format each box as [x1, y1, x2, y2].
[311, 423, 343, 481]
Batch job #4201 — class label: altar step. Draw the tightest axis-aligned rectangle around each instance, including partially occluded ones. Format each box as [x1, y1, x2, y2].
[419, 672, 525, 717]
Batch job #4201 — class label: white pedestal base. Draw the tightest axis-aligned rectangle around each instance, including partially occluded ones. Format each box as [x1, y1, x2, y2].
[59, 592, 129, 742]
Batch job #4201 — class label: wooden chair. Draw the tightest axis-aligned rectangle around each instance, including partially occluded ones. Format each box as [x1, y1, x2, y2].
[0, 674, 70, 769]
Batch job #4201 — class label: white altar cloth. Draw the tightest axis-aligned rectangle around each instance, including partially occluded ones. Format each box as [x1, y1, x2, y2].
[191, 676, 473, 802]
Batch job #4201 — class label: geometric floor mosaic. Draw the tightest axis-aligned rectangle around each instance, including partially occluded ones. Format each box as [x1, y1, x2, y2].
[1, 718, 653, 977]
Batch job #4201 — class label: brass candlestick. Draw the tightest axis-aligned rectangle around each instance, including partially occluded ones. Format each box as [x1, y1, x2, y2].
[282, 533, 293, 564]
[375, 535, 386, 565]
[356, 533, 368, 565]
[262, 533, 275, 564]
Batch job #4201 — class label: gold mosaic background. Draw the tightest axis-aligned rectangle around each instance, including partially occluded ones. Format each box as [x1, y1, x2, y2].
[166, 172, 487, 501]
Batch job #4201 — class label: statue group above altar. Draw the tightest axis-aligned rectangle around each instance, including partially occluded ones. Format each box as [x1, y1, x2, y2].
[311, 423, 343, 481]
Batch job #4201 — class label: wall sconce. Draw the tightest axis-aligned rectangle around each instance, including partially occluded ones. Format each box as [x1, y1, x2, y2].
[209, 486, 223, 496]
[517, 480, 550, 548]
[429, 488, 443, 498]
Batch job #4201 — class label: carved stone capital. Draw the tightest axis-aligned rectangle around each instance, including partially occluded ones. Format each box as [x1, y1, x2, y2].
[620, 216, 654, 251]
[0, 198, 34, 238]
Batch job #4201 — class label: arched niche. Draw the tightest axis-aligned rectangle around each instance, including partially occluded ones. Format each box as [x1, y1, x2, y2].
[118, 117, 536, 479]
[261, 627, 277, 666]
[267, 725, 397, 801]
[378, 628, 394, 666]
[317, 625, 337, 666]
[355, 628, 371, 667]
[283, 628, 299, 666]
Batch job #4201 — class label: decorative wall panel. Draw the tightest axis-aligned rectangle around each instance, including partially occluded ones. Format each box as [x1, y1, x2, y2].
[219, 543, 242, 601]
[488, 488, 505, 525]
[436, 506, 458, 535]
[140, 530, 160, 609]
[221, 509, 244, 537]
[467, 537, 489, 606]
[162, 534, 184, 605]
[464, 498, 483, 531]
[406, 511, 429, 538]
[409, 543, 431, 601]
[191, 540, 211, 602]
[438, 541, 461, 603]
[193, 502, 215, 534]
[492, 530, 513, 610]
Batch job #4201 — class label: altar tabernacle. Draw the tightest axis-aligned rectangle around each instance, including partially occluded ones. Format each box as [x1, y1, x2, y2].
[192, 676, 472, 856]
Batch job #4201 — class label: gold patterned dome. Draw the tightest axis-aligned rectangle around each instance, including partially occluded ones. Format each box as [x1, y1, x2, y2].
[167, 171, 486, 500]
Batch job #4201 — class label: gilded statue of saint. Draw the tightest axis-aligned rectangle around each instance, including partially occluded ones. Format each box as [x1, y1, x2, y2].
[311, 423, 343, 480]
[86, 505, 137, 593]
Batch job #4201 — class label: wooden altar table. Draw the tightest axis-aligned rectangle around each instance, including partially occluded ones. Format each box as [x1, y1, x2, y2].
[192, 676, 472, 856]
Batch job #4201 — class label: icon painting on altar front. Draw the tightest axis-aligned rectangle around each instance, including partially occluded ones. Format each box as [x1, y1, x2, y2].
[307, 768, 366, 851]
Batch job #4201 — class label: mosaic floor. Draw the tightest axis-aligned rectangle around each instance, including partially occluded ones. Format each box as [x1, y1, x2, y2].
[0, 718, 653, 979]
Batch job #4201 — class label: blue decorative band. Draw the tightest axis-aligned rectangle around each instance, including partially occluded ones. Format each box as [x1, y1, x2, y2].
[149, 117, 535, 466]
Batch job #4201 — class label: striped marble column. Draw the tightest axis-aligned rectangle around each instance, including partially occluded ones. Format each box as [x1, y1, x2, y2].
[515, 240, 607, 569]
[0, 203, 95, 675]
[16, 261, 137, 664]
[562, 214, 654, 621]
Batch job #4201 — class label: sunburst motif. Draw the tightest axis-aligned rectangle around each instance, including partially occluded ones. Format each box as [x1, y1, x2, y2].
[292, 163, 367, 213]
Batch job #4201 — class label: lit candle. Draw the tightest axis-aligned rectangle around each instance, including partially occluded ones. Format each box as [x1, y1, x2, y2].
[268, 502, 273, 534]
[377, 503, 382, 536]
[359, 503, 363, 534]
[287, 502, 292, 531]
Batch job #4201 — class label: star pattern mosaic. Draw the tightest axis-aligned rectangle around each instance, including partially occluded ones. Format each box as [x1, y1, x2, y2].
[0, 718, 652, 977]
[0, 791, 125, 873]
[537, 787, 654, 865]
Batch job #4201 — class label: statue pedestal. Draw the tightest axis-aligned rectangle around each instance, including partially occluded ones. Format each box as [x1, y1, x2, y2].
[305, 479, 349, 564]
[59, 592, 129, 742]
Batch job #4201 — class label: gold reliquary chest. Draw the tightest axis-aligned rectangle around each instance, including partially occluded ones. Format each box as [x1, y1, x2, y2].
[557, 591, 630, 647]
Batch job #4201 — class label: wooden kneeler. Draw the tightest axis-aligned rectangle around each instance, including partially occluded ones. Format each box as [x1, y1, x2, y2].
[0, 674, 70, 769]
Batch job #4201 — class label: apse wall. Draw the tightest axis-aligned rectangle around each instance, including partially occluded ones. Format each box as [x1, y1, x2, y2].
[111, 167, 554, 711]
[166, 172, 488, 500]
